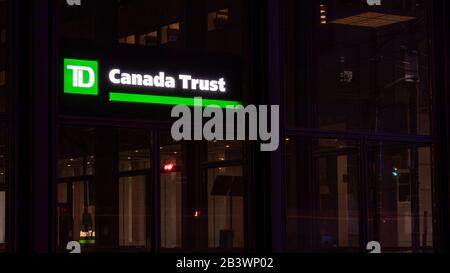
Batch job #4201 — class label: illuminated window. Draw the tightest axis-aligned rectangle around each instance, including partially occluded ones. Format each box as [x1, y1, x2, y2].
[118, 34, 136, 45]
[139, 31, 158, 46]
[208, 9, 229, 31]
[161, 22, 180, 45]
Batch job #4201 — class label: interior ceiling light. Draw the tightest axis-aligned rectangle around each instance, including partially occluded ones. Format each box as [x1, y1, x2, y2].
[330, 12, 416, 28]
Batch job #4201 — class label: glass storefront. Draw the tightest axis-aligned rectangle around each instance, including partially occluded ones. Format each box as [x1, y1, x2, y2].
[285, 138, 433, 252]
[283, 0, 435, 253]
[56, 127, 245, 252]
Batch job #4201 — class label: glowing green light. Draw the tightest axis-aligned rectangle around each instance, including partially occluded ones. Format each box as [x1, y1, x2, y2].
[79, 239, 95, 245]
[109, 92, 241, 108]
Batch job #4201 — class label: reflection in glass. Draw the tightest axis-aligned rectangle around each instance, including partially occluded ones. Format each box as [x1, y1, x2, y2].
[57, 181, 95, 246]
[285, 1, 430, 135]
[118, 129, 151, 248]
[118, 129, 151, 172]
[160, 133, 183, 249]
[119, 176, 146, 247]
[58, 0, 247, 54]
[368, 142, 433, 252]
[286, 138, 359, 252]
[208, 9, 229, 31]
[207, 166, 244, 249]
[57, 127, 96, 248]
[118, 0, 184, 48]
[207, 141, 242, 162]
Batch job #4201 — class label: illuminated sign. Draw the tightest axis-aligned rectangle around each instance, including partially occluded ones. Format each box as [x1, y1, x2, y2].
[60, 44, 242, 119]
[63, 59, 238, 107]
[108, 70, 227, 93]
[64, 58, 98, 95]
[79, 230, 95, 245]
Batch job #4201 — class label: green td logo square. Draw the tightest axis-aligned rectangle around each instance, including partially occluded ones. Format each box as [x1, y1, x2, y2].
[64, 58, 98, 95]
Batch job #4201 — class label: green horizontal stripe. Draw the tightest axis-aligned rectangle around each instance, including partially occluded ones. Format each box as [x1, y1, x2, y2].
[79, 240, 95, 245]
[109, 92, 241, 108]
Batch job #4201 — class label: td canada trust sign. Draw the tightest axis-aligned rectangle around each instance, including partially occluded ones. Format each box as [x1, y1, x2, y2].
[63, 56, 241, 108]
[62, 51, 278, 151]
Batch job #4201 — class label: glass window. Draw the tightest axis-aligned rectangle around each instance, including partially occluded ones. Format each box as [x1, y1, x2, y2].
[286, 138, 360, 252]
[58, 0, 186, 48]
[208, 9, 229, 31]
[207, 141, 243, 162]
[206, 1, 247, 54]
[58, 0, 248, 52]
[368, 142, 433, 252]
[207, 166, 244, 249]
[160, 132, 184, 249]
[285, 0, 431, 135]
[58, 127, 153, 251]
[57, 127, 95, 249]
[118, 129, 151, 172]
[118, 129, 152, 248]
[206, 140, 244, 250]
[118, 175, 147, 247]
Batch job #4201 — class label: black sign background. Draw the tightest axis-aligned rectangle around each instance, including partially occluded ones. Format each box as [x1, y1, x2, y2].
[58, 41, 243, 122]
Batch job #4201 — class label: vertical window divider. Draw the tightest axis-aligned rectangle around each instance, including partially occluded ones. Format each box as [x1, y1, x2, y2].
[359, 138, 369, 252]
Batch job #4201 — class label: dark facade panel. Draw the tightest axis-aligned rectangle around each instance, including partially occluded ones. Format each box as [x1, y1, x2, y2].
[1, 0, 449, 254]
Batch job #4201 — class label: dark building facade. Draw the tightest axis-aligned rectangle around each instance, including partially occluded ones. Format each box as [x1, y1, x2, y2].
[1, 0, 450, 253]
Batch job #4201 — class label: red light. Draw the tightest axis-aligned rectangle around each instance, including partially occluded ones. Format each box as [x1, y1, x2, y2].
[193, 210, 201, 218]
[163, 162, 175, 172]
